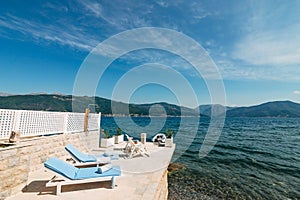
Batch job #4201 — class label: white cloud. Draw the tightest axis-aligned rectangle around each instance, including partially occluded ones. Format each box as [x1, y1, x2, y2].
[294, 91, 300, 95]
[0, 14, 98, 51]
[82, 0, 103, 18]
[0, 1, 155, 52]
[216, 58, 300, 81]
[2, 1, 299, 82]
[78, 0, 153, 30]
[0, 1, 208, 56]
[155, 0, 169, 8]
[232, 2, 300, 67]
[79, 0, 119, 26]
[233, 28, 300, 66]
[224, 1, 300, 81]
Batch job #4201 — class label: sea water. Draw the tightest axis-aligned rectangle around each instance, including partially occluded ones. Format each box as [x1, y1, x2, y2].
[101, 116, 300, 199]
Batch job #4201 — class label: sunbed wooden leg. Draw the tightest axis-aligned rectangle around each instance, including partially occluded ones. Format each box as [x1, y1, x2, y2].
[56, 183, 62, 195]
[111, 176, 115, 189]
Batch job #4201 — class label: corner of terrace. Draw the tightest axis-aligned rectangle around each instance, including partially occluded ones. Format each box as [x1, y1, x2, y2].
[0, 109, 175, 200]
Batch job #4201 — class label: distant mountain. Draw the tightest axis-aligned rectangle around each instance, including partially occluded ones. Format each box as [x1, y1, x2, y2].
[197, 104, 234, 117]
[131, 102, 199, 116]
[0, 94, 73, 112]
[0, 94, 199, 116]
[0, 94, 299, 117]
[0, 92, 13, 96]
[226, 101, 300, 118]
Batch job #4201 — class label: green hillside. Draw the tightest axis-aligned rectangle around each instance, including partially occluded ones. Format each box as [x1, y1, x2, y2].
[226, 101, 300, 117]
[1, 95, 299, 117]
[0, 94, 199, 116]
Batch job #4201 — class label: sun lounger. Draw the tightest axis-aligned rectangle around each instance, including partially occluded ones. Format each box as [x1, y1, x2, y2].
[44, 157, 121, 195]
[124, 134, 149, 158]
[65, 144, 118, 165]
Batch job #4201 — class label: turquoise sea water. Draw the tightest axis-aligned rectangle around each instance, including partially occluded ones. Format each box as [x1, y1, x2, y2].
[101, 116, 300, 199]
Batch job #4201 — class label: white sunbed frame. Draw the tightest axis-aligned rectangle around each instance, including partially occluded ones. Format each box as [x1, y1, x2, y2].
[64, 156, 110, 168]
[46, 174, 115, 195]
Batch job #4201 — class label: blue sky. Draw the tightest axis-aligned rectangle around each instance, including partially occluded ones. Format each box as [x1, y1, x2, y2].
[0, 0, 300, 108]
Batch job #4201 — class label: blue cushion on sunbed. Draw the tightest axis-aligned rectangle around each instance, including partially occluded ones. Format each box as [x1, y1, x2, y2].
[75, 165, 121, 179]
[44, 157, 121, 180]
[66, 144, 119, 162]
[44, 157, 77, 180]
[65, 144, 96, 162]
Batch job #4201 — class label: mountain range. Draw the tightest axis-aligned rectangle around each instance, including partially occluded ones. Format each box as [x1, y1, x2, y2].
[0, 94, 300, 118]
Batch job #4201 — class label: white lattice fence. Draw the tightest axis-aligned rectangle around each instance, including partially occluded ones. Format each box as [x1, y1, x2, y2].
[0, 110, 16, 139]
[16, 110, 65, 137]
[88, 112, 101, 131]
[64, 112, 85, 133]
[0, 109, 101, 139]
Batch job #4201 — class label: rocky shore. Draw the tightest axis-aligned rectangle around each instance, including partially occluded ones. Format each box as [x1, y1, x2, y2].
[167, 163, 248, 200]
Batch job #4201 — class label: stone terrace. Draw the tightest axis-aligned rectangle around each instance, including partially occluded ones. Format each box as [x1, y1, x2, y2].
[1, 133, 175, 200]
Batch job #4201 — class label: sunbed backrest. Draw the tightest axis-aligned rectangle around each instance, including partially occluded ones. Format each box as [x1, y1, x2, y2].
[65, 144, 95, 162]
[44, 157, 78, 180]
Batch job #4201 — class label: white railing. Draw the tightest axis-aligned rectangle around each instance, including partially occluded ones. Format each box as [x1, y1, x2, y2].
[0, 109, 101, 139]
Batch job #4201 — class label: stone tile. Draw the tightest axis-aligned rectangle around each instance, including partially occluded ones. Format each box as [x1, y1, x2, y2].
[2, 133, 175, 200]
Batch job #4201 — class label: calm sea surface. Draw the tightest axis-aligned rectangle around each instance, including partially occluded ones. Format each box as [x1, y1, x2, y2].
[101, 116, 300, 199]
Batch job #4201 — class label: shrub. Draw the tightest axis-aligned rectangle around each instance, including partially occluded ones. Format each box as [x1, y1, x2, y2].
[165, 129, 174, 138]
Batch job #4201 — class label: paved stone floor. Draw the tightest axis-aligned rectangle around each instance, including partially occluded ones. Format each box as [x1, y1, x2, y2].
[7, 142, 175, 200]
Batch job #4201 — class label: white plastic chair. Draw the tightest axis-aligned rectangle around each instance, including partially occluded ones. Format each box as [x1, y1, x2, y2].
[124, 134, 149, 158]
